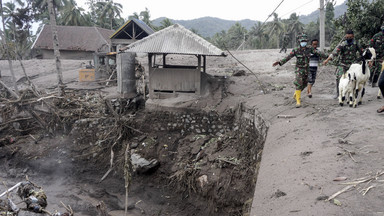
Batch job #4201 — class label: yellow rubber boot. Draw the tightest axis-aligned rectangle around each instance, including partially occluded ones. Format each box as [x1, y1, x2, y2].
[295, 90, 301, 108]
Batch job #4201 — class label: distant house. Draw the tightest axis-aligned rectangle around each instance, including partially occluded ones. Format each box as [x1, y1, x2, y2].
[32, 25, 115, 60]
[110, 18, 154, 52]
[121, 24, 226, 99]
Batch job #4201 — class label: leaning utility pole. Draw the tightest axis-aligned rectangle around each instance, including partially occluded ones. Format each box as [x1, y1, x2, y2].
[47, 0, 65, 96]
[319, 0, 325, 51]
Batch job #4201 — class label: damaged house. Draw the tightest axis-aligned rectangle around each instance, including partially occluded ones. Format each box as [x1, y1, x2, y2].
[32, 25, 115, 60]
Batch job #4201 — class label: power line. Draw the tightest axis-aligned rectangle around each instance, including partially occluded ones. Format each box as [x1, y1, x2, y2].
[280, 0, 315, 18]
[260, 0, 285, 27]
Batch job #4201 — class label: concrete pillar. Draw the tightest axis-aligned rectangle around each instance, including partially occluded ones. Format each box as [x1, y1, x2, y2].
[117, 52, 136, 98]
[319, 0, 325, 51]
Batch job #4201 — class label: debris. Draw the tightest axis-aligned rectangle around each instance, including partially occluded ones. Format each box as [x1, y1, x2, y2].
[326, 185, 354, 202]
[96, 201, 108, 216]
[232, 70, 246, 76]
[333, 199, 342, 206]
[326, 171, 384, 202]
[197, 175, 208, 188]
[300, 151, 313, 157]
[333, 177, 348, 181]
[271, 189, 286, 198]
[131, 153, 160, 174]
[337, 146, 357, 163]
[0, 182, 22, 198]
[338, 138, 351, 145]
[17, 182, 47, 213]
[277, 115, 296, 119]
[316, 195, 329, 201]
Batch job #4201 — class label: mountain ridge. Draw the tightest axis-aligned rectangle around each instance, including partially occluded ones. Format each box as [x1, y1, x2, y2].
[152, 1, 347, 38]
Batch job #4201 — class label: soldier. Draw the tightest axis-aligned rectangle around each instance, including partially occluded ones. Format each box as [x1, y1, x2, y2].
[323, 30, 364, 99]
[280, 34, 289, 53]
[273, 33, 328, 108]
[369, 23, 384, 87]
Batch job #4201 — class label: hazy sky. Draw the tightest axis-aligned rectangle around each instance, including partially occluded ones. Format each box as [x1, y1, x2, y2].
[77, 0, 344, 21]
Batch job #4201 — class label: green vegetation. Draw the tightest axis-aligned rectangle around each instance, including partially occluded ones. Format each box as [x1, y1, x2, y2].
[1, 0, 383, 59]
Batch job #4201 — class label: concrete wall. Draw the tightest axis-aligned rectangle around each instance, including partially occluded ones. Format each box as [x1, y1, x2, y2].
[40, 49, 94, 60]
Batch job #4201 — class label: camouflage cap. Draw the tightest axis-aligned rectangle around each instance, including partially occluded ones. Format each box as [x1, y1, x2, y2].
[297, 33, 308, 42]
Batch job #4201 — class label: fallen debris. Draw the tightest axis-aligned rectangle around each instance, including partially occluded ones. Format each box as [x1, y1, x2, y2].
[326, 171, 384, 202]
[277, 115, 296, 119]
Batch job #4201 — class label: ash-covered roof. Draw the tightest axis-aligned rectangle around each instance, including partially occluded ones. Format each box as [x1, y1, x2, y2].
[121, 24, 226, 56]
[32, 25, 115, 52]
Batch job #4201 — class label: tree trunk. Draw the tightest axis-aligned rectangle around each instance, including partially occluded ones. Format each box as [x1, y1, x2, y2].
[47, 0, 65, 96]
[0, 0, 18, 92]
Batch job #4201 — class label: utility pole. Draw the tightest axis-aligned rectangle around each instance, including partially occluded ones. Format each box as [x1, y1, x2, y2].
[319, 0, 325, 51]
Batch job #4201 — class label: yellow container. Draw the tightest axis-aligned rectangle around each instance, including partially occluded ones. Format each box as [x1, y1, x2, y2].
[79, 69, 95, 82]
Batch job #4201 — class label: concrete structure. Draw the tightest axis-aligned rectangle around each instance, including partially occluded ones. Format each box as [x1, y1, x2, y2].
[110, 19, 154, 52]
[117, 52, 136, 97]
[121, 24, 226, 99]
[32, 25, 114, 60]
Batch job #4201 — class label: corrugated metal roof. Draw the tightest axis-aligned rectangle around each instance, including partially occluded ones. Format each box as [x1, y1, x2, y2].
[110, 18, 154, 39]
[121, 24, 226, 56]
[32, 25, 115, 52]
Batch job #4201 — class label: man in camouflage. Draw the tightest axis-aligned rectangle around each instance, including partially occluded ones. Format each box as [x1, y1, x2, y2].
[273, 33, 328, 108]
[323, 30, 364, 98]
[280, 34, 290, 53]
[368, 24, 384, 87]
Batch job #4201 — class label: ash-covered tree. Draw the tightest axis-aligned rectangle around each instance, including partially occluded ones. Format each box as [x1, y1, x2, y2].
[268, 13, 284, 48]
[59, 0, 89, 26]
[1, 0, 33, 59]
[95, 0, 123, 30]
[226, 22, 247, 50]
[128, 8, 155, 30]
[325, 0, 336, 46]
[158, 18, 173, 30]
[211, 30, 227, 50]
[333, 0, 384, 48]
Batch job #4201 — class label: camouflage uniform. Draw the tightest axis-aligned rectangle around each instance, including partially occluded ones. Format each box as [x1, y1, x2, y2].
[331, 40, 364, 83]
[278, 46, 328, 90]
[280, 34, 290, 53]
[369, 31, 384, 84]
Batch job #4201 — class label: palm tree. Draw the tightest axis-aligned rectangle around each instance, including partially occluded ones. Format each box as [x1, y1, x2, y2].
[139, 8, 154, 29]
[211, 30, 227, 50]
[287, 13, 304, 47]
[227, 22, 247, 50]
[158, 18, 173, 30]
[47, 0, 64, 95]
[268, 13, 284, 48]
[59, 0, 89, 26]
[96, 0, 122, 30]
[249, 21, 267, 49]
[128, 12, 140, 20]
[2, 2, 17, 40]
[0, 0, 18, 91]
[30, 0, 64, 19]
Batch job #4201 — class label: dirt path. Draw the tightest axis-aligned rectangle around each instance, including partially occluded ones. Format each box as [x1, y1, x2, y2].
[230, 50, 384, 216]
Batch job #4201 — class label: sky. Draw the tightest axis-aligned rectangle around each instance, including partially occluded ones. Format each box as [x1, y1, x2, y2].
[76, 0, 345, 21]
